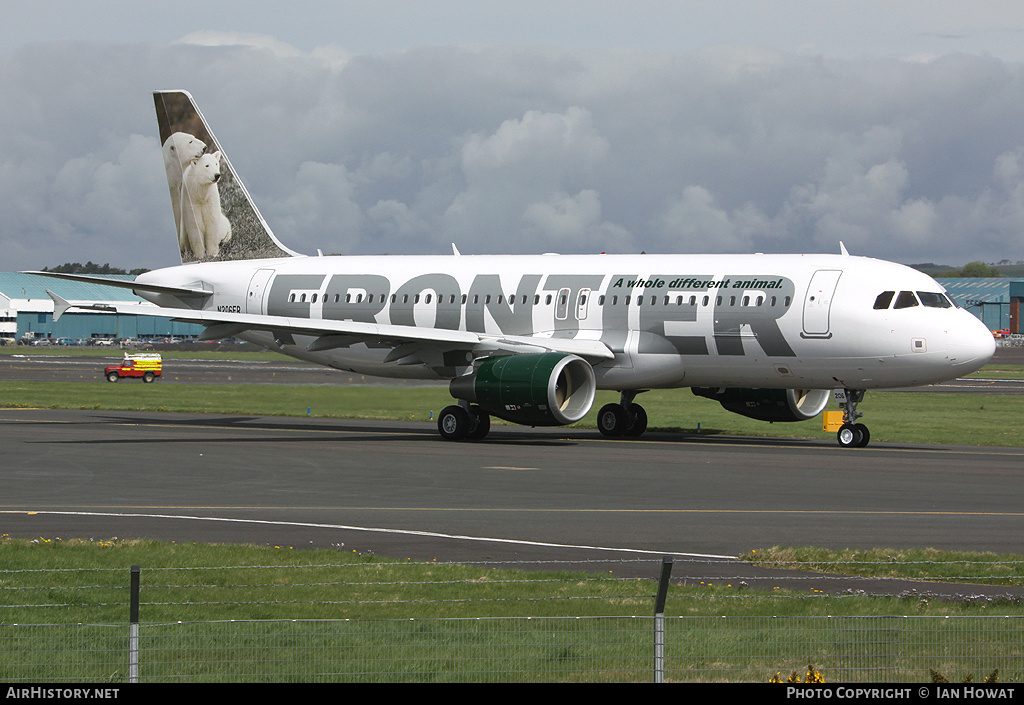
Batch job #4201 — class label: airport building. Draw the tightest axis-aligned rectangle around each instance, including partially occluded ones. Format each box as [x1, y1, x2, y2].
[936, 278, 1023, 334]
[0, 272, 201, 343]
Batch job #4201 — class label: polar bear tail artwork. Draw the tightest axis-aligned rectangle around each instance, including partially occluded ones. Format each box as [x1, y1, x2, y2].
[155, 90, 297, 264]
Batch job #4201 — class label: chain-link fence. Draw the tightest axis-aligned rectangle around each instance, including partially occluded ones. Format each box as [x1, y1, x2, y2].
[2, 558, 1022, 683]
[3, 615, 1022, 683]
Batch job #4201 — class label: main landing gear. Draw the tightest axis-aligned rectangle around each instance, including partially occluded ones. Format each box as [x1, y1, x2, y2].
[437, 403, 490, 441]
[835, 388, 870, 448]
[597, 390, 648, 438]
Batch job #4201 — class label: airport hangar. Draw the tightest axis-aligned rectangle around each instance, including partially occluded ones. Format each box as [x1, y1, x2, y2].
[0, 272, 201, 343]
[937, 277, 1023, 334]
[0, 271, 1020, 344]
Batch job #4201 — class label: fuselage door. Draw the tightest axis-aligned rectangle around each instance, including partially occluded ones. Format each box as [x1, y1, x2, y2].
[246, 268, 275, 314]
[802, 269, 842, 338]
[576, 288, 591, 321]
[555, 287, 571, 321]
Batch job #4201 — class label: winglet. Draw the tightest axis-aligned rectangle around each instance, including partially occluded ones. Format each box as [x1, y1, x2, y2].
[452, 243, 461, 256]
[839, 241, 850, 256]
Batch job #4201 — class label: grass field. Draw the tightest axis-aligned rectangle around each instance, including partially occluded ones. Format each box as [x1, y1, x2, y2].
[1, 379, 1021, 447]
[2, 537, 1023, 626]
[7, 537, 1022, 682]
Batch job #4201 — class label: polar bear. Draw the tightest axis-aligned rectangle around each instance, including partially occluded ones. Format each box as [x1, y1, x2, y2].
[180, 151, 232, 260]
[161, 132, 206, 252]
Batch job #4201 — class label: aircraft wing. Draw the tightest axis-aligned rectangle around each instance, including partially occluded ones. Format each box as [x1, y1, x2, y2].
[46, 291, 614, 363]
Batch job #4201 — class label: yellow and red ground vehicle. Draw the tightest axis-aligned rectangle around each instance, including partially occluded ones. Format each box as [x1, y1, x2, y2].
[104, 353, 162, 383]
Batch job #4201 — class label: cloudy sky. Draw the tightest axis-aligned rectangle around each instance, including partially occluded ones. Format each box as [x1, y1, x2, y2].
[2, 1, 1024, 271]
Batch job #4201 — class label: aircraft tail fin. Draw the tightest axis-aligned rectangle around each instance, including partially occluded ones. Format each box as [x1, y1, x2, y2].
[155, 90, 299, 264]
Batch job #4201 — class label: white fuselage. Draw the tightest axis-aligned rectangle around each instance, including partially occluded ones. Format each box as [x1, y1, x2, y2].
[136, 251, 996, 391]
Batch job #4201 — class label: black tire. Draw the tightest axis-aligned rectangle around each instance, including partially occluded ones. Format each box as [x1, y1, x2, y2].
[106, 372, 119, 383]
[624, 404, 648, 437]
[437, 405, 470, 441]
[837, 423, 864, 448]
[465, 407, 491, 440]
[853, 423, 870, 448]
[142, 371, 155, 383]
[597, 403, 627, 437]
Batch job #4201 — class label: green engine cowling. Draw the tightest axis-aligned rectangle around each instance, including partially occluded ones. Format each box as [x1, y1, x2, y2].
[449, 353, 596, 426]
[691, 387, 831, 422]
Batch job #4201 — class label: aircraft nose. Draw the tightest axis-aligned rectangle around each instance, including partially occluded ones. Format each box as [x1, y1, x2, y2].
[948, 312, 996, 373]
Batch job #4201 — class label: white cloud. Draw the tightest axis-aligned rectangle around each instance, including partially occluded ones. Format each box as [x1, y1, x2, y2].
[1, 41, 1024, 270]
[267, 161, 363, 253]
[522, 190, 632, 251]
[442, 107, 626, 252]
[658, 186, 754, 253]
[176, 31, 351, 71]
[461, 107, 608, 178]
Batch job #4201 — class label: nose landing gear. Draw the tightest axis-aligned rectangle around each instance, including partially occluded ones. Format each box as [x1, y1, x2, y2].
[835, 388, 870, 448]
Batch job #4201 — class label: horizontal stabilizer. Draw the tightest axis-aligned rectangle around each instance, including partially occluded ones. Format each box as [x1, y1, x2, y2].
[46, 290, 72, 321]
[23, 271, 212, 298]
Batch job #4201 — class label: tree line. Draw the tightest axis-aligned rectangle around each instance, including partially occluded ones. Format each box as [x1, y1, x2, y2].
[41, 262, 150, 275]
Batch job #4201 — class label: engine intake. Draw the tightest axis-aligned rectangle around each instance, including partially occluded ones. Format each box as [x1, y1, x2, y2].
[692, 387, 831, 422]
[449, 353, 596, 426]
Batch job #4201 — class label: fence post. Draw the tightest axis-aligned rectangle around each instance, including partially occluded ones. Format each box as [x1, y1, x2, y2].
[653, 556, 673, 683]
[129, 565, 140, 684]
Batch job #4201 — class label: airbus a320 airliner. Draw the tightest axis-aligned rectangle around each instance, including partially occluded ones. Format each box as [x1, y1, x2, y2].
[29, 91, 996, 447]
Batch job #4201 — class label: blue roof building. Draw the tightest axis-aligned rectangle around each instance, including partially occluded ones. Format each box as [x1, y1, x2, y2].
[936, 277, 1022, 333]
[0, 272, 202, 342]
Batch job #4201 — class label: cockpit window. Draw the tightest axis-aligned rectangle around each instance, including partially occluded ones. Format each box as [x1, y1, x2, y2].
[917, 291, 953, 308]
[873, 291, 895, 309]
[893, 291, 919, 309]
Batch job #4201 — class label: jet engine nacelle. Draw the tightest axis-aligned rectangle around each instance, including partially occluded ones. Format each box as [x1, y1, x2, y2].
[691, 387, 831, 422]
[449, 353, 596, 427]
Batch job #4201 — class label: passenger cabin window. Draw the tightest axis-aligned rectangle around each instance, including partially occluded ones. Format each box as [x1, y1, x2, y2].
[893, 291, 919, 309]
[873, 291, 895, 309]
[918, 292, 952, 308]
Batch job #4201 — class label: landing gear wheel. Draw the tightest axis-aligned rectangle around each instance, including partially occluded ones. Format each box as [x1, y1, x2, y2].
[597, 403, 628, 437]
[437, 405, 470, 441]
[853, 423, 870, 448]
[837, 423, 865, 448]
[465, 406, 490, 441]
[106, 372, 119, 383]
[836, 389, 870, 448]
[624, 403, 648, 437]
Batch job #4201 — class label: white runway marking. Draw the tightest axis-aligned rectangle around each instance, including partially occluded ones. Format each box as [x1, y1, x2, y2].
[0, 509, 737, 560]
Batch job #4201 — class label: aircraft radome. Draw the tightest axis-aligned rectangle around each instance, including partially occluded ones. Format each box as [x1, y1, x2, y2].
[28, 91, 996, 447]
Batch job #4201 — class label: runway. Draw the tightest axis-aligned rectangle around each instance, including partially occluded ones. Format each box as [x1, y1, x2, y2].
[2, 408, 1023, 597]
